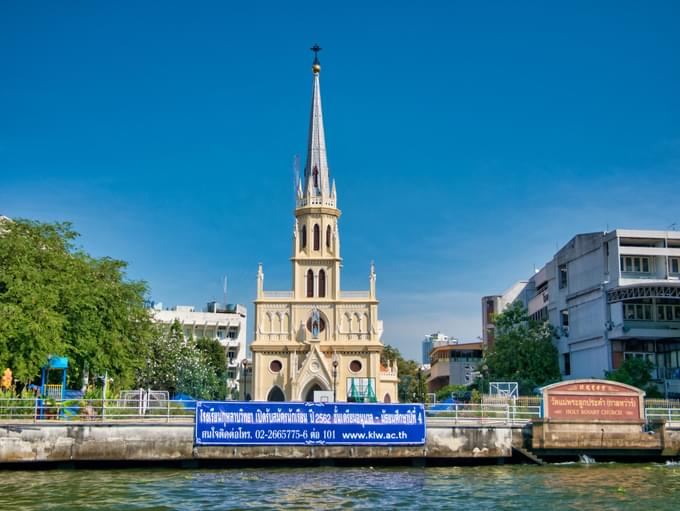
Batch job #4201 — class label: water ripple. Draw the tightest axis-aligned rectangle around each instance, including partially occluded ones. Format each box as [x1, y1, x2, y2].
[0, 464, 679, 510]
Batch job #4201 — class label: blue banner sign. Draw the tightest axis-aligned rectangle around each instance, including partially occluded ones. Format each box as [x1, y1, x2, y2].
[195, 401, 426, 446]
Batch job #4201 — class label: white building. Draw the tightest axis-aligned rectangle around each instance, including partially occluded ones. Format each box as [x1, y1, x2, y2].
[151, 302, 247, 397]
[489, 229, 680, 395]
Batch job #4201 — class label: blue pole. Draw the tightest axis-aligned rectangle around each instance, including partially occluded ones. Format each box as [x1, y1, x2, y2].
[61, 368, 67, 401]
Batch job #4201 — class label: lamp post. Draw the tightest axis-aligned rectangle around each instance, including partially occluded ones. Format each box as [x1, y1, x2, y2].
[242, 359, 249, 401]
[332, 353, 339, 402]
[417, 368, 423, 402]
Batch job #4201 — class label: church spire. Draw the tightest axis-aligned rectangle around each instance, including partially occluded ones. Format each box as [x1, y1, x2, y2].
[303, 44, 331, 198]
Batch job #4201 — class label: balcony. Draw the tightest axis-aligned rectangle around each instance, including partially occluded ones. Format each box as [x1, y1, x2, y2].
[262, 291, 293, 298]
[339, 291, 369, 299]
[296, 197, 336, 208]
[609, 320, 680, 340]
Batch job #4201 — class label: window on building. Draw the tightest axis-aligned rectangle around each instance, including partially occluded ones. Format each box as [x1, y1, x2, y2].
[657, 303, 680, 321]
[216, 328, 225, 339]
[620, 256, 652, 273]
[313, 166, 319, 188]
[670, 257, 680, 275]
[559, 264, 568, 289]
[563, 353, 571, 376]
[326, 225, 331, 248]
[560, 309, 569, 336]
[301, 225, 307, 249]
[306, 269, 314, 297]
[313, 224, 320, 251]
[624, 352, 656, 374]
[318, 269, 326, 298]
[227, 327, 238, 339]
[624, 301, 653, 320]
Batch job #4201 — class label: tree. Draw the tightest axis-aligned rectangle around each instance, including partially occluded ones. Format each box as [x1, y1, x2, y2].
[136, 321, 188, 392]
[483, 301, 561, 395]
[381, 345, 423, 403]
[605, 357, 661, 397]
[0, 219, 154, 389]
[136, 321, 227, 400]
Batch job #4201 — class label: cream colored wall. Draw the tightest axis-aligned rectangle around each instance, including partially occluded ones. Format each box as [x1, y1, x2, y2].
[255, 302, 378, 343]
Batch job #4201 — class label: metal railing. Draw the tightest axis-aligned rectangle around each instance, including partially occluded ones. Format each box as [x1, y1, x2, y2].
[645, 407, 680, 424]
[0, 398, 195, 423]
[1, 398, 679, 427]
[426, 402, 541, 425]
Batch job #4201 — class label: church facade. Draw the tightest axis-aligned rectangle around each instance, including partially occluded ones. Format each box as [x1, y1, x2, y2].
[250, 50, 399, 403]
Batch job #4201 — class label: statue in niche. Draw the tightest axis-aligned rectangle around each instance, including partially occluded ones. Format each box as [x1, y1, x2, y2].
[311, 306, 321, 338]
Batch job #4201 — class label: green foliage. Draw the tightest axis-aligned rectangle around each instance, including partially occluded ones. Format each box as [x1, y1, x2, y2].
[381, 344, 424, 403]
[483, 301, 561, 395]
[0, 219, 154, 389]
[605, 357, 662, 398]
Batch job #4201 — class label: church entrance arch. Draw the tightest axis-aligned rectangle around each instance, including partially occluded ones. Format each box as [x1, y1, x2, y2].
[267, 386, 286, 402]
[302, 381, 326, 402]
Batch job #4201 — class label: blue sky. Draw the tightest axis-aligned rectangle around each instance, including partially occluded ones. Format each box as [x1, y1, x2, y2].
[2, 1, 679, 360]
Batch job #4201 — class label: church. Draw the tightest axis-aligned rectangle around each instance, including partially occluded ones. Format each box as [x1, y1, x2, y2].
[250, 48, 399, 403]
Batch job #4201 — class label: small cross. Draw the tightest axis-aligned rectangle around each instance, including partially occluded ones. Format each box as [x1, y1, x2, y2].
[310, 44, 322, 63]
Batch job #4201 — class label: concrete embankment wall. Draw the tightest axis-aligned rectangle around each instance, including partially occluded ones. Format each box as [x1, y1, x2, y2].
[531, 420, 680, 456]
[0, 422, 515, 465]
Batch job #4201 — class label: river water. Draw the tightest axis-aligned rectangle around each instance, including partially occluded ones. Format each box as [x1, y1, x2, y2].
[0, 463, 679, 510]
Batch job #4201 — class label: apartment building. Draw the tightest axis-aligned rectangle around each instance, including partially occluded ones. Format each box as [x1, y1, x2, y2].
[427, 341, 483, 392]
[491, 229, 680, 395]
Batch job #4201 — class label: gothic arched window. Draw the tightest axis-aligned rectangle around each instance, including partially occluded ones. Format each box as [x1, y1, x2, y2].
[301, 225, 307, 249]
[326, 225, 331, 248]
[318, 269, 326, 298]
[313, 224, 320, 251]
[313, 166, 319, 188]
[306, 269, 314, 298]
